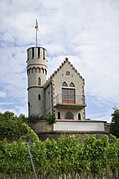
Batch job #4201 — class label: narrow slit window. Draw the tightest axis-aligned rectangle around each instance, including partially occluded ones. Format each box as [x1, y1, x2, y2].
[38, 78, 41, 85]
[58, 112, 60, 119]
[43, 49, 45, 60]
[78, 113, 81, 120]
[28, 102, 30, 117]
[38, 94, 41, 100]
[38, 48, 40, 57]
[32, 48, 34, 58]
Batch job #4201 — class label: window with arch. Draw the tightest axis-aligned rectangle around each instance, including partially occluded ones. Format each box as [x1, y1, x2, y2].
[69, 82, 75, 87]
[38, 77, 41, 85]
[58, 112, 60, 119]
[62, 82, 68, 87]
[78, 113, 81, 120]
[65, 112, 74, 119]
[38, 94, 41, 100]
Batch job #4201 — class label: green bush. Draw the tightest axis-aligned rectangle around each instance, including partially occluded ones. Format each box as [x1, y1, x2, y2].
[27, 113, 56, 125]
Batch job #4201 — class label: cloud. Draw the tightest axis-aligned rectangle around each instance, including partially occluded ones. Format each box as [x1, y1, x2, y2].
[0, 0, 119, 121]
[0, 91, 6, 98]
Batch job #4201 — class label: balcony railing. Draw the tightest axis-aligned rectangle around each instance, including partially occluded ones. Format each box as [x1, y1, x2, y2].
[54, 94, 85, 107]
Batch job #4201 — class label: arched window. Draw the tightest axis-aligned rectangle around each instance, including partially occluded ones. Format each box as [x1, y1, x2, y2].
[38, 78, 41, 85]
[78, 113, 81, 120]
[62, 81, 75, 104]
[58, 112, 60, 119]
[38, 94, 41, 100]
[69, 82, 75, 87]
[62, 82, 68, 87]
[65, 112, 74, 119]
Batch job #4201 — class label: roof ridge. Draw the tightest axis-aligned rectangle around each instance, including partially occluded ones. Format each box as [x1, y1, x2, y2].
[48, 57, 84, 81]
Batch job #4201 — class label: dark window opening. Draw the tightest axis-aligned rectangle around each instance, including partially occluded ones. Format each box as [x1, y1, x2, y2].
[28, 102, 30, 117]
[38, 48, 40, 57]
[38, 94, 41, 100]
[58, 112, 60, 119]
[38, 78, 41, 85]
[43, 49, 45, 59]
[69, 82, 75, 87]
[32, 48, 34, 58]
[65, 112, 74, 119]
[62, 82, 68, 87]
[78, 113, 81, 120]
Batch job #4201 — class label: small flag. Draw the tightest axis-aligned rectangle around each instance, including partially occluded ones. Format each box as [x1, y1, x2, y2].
[35, 19, 39, 31]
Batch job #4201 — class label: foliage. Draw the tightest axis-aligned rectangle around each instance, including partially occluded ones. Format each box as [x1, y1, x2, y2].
[27, 113, 56, 125]
[110, 107, 119, 138]
[0, 135, 119, 178]
[0, 111, 39, 142]
[0, 111, 119, 178]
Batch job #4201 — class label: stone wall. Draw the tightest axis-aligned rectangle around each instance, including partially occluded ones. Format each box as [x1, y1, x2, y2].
[31, 120, 110, 140]
[31, 120, 53, 133]
[38, 131, 109, 140]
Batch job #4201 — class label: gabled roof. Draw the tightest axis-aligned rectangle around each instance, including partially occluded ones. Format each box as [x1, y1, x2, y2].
[50, 57, 84, 81]
[44, 57, 84, 88]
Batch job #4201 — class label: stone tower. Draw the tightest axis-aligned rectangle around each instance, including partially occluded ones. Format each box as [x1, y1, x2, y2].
[27, 47, 47, 117]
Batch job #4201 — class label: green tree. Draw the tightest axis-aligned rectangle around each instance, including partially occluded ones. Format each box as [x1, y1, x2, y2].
[0, 111, 39, 142]
[110, 107, 119, 138]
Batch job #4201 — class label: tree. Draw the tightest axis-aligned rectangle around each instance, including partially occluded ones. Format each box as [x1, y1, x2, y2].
[0, 111, 39, 142]
[110, 107, 119, 138]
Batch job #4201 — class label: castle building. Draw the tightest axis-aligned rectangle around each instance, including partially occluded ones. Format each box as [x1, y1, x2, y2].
[27, 46, 106, 133]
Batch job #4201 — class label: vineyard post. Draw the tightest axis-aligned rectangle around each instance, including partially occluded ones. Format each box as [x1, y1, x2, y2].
[25, 137, 38, 179]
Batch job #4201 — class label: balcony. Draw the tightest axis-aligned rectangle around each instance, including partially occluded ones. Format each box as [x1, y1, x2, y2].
[54, 94, 86, 109]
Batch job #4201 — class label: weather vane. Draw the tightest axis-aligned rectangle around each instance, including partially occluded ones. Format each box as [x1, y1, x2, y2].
[35, 19, 39, 47]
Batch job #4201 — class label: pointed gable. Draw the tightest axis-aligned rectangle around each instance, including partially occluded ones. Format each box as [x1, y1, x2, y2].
[50, 57, 84, 81]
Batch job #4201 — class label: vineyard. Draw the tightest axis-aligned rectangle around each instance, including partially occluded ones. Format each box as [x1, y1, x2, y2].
[0, 112, 119, 179]
[0, 135, 119, 179]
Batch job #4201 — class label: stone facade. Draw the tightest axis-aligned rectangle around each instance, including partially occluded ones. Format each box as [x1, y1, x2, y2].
[27, 47, 86, 121]
[26, 46, 107, 133]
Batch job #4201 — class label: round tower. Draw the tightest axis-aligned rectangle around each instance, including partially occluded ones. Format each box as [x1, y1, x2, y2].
[27, 47, 47, 117]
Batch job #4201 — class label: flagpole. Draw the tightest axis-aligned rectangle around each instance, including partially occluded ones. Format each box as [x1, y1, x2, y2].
[36, 26, 37, 47]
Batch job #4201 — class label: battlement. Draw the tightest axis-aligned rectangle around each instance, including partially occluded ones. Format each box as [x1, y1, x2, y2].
[27, 47, 47, 67]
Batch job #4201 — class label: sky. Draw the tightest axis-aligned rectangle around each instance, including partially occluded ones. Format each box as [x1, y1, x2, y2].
[0, 0, 119, 122]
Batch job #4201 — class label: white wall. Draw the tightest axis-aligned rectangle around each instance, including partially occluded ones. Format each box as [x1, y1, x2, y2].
[53, 121, 105, 132]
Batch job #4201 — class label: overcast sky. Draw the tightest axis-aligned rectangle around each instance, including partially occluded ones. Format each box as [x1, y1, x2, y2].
[0, 0, 119, 122]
